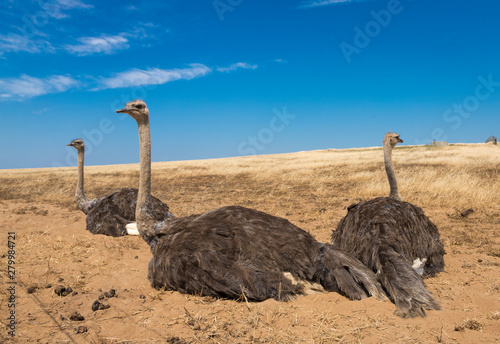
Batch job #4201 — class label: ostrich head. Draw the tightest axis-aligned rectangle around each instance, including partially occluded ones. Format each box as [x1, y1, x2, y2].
[67, 139, 85, 150]
[383, 132, 403, 148]
[115, 99, 149, 122]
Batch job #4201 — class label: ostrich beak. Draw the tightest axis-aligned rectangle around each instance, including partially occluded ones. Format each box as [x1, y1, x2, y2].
[397, 137, 404, 143]
[116, 107, 131, 114]
[67, 143, 73, 146]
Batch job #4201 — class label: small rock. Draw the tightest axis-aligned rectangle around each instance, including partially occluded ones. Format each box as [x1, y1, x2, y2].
[91, 300, 100, 311]
[166, 337, 187, 344]
[60, 315, 67, 321]
[27, 286, 37, 294]
[193, 324, 201, 331]
[58, 277, 64, 282]
[478, 259, 483, 263]
[98, 303, 110, 310]
[75, 326, 88, 334]
[92, 300, 110, 311]
[134, 255, 139, 259]
[98, 295, 104, 300]
[72, 291, 78, 296]
[69, 312, 84, 322]
[139, 294, 146, 299]
[103, 289, 116, 298]
[45, 284, 52, 289]
[461, 209, 474, 218]
[54, 285, 66, 296]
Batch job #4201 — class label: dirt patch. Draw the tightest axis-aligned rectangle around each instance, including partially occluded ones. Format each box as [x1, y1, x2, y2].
[0, 199, 499, 343]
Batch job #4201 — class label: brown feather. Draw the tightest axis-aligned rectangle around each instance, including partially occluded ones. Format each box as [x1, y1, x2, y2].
[332, 197, 445, 317]
[85, 188, 172, 237]
[147, 205, 387, 302]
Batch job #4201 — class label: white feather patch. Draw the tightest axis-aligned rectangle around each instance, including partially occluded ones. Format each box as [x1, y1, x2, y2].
[412, 258, 427, 275]
[125, 223, 140, 236]
[282, 272, 325, 294]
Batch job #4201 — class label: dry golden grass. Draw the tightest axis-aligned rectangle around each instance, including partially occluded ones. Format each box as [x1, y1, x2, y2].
[1, 143, 498, 214]
[1, 143, 500, 344]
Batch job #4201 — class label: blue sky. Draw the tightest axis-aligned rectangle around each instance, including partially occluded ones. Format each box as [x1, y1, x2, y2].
[0, 0, 499, 169]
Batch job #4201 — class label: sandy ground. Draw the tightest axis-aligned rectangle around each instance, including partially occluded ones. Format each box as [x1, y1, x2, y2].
[0, 198, 499, 344]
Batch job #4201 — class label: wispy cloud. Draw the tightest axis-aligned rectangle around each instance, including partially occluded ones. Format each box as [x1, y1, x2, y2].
[299, 0, 368, 8]
[216, 62, 258, 73]
[64, 34, 129, 56]
[96, 64, 213, 90]
[0, 60, 259, 100]
[0, 33, 54, 55]
[62, 24, 170, 56]
[41, 0, 93, 19]
[0, 74, 79, 100]
[33, 107, 50, 115]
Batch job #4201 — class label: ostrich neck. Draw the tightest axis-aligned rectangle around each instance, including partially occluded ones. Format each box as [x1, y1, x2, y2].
[76, 147, 90, 213]
[383, 143, 402, 201]
[136, 117, 155, 245]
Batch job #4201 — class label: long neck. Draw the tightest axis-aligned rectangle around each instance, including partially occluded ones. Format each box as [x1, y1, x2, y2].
[136, 117, 156, 246]
[383, 142, 402, 201]
[75, 147, 91, 213]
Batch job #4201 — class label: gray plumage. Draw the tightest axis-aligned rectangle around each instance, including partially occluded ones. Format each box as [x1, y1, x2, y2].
[84, 188, 172, 237]
[148, 205, 386, 301]
[67, 139, 172, 237]
[332, 133, 445, 318]
[116, 99, 388, 302]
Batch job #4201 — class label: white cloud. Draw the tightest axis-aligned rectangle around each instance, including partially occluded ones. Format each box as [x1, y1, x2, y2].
[0, 33, 54, 55]
[0, 74, 79, 100]
[96, 64, 213, 90]
[216, 62, 258, 73]
[33, 107, 50, 115]
[41, 0, 93, 19]
[62, 25, 169, 56]
[64, 34, 129, 56]
[299, 0, 367, 8]
[273, 58, 287, 63]
[0, 60, 258, 100]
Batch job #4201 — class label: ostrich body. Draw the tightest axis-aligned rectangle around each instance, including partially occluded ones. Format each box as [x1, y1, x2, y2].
[67, 139, 172, 237]
[332, 133, 445, 318]
[116, 100, 387, 302]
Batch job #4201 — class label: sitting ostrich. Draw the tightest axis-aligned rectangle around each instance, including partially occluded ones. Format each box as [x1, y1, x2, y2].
[332, 132, 445, 318]
[115, 99, 388, 302]
[67, 139, 172, 237]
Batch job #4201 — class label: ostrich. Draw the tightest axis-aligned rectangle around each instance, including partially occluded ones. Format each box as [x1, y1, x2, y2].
[115, 99, 388, 302]
[332, 132, 445, 318]
[67, 139, 172, 237]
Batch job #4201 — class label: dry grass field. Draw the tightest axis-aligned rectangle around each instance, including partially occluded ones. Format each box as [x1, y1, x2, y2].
[0, 143, 499, 343]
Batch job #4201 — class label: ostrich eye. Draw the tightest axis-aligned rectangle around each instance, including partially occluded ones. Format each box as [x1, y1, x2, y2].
[135, 103, 144, 109]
